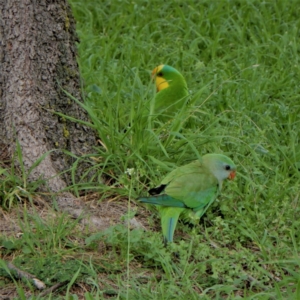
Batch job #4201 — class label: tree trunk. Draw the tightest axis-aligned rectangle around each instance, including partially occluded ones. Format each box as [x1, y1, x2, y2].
[0, 0, 98, 220]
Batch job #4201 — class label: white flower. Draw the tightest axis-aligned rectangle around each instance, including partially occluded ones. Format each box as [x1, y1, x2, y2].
[125, 168, 135, 176]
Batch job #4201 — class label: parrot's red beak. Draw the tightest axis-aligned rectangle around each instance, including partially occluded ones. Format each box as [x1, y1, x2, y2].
[228, 170, 236, 180]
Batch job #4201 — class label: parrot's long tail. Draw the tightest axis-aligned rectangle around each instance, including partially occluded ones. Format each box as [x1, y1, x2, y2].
[164, 217, 178, 243]
[161, 207, 185, 243]
[138, 194, 186, 208]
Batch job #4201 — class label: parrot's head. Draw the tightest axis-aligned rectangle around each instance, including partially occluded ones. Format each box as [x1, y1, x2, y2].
[151, 64, 187, 92]
[202, 154, 236, 190]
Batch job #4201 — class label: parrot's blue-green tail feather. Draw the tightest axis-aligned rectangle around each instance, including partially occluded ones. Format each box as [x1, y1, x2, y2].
[138, 194, 187, 208]
[161, 207, 184, 243]
[165, 217, 177, 243]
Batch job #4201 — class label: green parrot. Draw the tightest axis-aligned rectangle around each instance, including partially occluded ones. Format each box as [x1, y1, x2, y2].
[151, 64, 189, 121]
[138, 154, 236, 243]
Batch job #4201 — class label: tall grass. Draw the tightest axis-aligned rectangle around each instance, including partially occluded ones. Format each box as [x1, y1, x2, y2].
[1, 0, 299, 298]
[70, 0, 300, 298]
[67, 1, 300, 298]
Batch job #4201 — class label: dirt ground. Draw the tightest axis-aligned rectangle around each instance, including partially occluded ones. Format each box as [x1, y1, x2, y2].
[1, 193, 151, 236]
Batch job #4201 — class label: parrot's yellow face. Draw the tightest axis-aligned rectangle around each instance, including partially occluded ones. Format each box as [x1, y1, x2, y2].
[151, 65, 169, 92]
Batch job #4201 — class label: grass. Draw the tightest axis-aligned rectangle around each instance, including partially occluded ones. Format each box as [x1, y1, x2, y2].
[1, 0, 300, 298]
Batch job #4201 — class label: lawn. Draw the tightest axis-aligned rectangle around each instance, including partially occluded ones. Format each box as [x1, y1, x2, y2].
[1, 0, 300, 299]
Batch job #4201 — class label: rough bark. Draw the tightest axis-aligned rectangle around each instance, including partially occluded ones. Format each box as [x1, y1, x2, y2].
[0, 0, 98, 221]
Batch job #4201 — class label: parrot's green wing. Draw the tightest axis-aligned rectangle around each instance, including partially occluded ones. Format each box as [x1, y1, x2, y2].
[162, 160, 219, 210]
[151, 65, 189, 121]
[154, 85, 189, 116]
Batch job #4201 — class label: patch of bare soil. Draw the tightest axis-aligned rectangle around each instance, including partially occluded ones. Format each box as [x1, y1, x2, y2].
[1, 193, 152, 237]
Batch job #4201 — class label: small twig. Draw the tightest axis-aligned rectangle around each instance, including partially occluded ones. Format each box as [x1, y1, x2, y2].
[39, 281, 68, 297]
[6, 262, 46, 290]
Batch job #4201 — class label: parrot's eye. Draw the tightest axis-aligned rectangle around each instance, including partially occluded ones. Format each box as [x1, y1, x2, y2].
[157, 71, 163, 77]
[225, 165, 231, 171]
